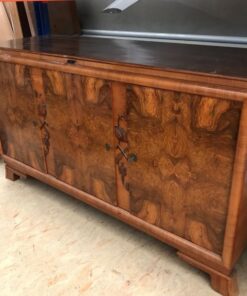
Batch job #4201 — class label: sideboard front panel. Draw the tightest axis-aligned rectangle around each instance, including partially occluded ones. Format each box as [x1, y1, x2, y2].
[0, 59, 243, 255]
[0, 62, 47, 172]
[115, 85, 242, 254]
[43, 71, 117, 205]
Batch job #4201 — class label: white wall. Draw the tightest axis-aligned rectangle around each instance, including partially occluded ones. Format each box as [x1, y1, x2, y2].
[76, 0, 247, 40]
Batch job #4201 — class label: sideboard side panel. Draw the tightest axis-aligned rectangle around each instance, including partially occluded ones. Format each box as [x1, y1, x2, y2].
[223, 102, 247, 268]
[232, 174, 247, 264]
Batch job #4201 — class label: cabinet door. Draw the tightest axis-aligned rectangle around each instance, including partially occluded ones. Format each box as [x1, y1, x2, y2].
[41, 70, 117, 205]
[114, 84, 242, 254]
[0, 62, 47, 172]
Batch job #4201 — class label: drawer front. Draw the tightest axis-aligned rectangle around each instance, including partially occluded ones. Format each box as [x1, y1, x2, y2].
[41, 70, 117, 205]
[115, 84, 242, 254]
[0, 62, 47, 172]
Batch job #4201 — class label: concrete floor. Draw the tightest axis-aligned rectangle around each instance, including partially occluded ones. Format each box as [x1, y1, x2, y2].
[0, 160, 246, 296]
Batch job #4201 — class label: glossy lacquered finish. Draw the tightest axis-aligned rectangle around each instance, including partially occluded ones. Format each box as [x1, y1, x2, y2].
[1, 36, 247, 79]
[0, 37, 247, 296]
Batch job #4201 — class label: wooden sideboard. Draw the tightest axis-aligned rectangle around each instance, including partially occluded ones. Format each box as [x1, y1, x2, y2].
[0, 36, 247, 296]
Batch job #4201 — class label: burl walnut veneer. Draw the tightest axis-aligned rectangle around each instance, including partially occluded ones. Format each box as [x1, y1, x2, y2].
[0, 36, 247, 295]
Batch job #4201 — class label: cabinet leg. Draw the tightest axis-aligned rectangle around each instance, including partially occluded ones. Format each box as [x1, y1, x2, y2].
[211, 273, 238, 296]
[5, 165, 26, 181]
[178, 252, 239, 296]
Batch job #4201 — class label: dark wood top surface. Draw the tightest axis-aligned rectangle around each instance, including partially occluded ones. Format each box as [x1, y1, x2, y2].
[0, 36, 247, 79]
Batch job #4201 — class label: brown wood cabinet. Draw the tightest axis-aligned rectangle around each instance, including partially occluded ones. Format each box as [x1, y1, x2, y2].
[0, 36, 247, 296]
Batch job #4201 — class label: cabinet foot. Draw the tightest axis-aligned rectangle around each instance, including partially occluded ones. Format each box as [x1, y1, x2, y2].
[211, 272, 238, 296]
[177, 252, 239, 296]
[5, 165, 27, 181]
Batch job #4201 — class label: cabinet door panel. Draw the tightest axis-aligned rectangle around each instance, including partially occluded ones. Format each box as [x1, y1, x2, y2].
[43, 71, 117, 205]
[0, 62, 46, 172]
[115, 84, 242, 254]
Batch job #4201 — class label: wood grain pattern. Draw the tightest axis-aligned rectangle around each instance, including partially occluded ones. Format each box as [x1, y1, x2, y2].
[211, 273, 238, 296]
[232, 174, 247, 262]
[115, 85, 242, 254]
[2, 36, 247, 80]
[5, 165, 20, 181]
[5, 165, 27, 181]
[4, 154, 225, 274]
[42, 70, 117, 205]
[1, 50, 247, 104]
[1, 36, 247, 296]
[0, 62, 46, 172]
[178, 252, 239, 296]
[112, 82, 130, 210]
[221, 102, 247, 272]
